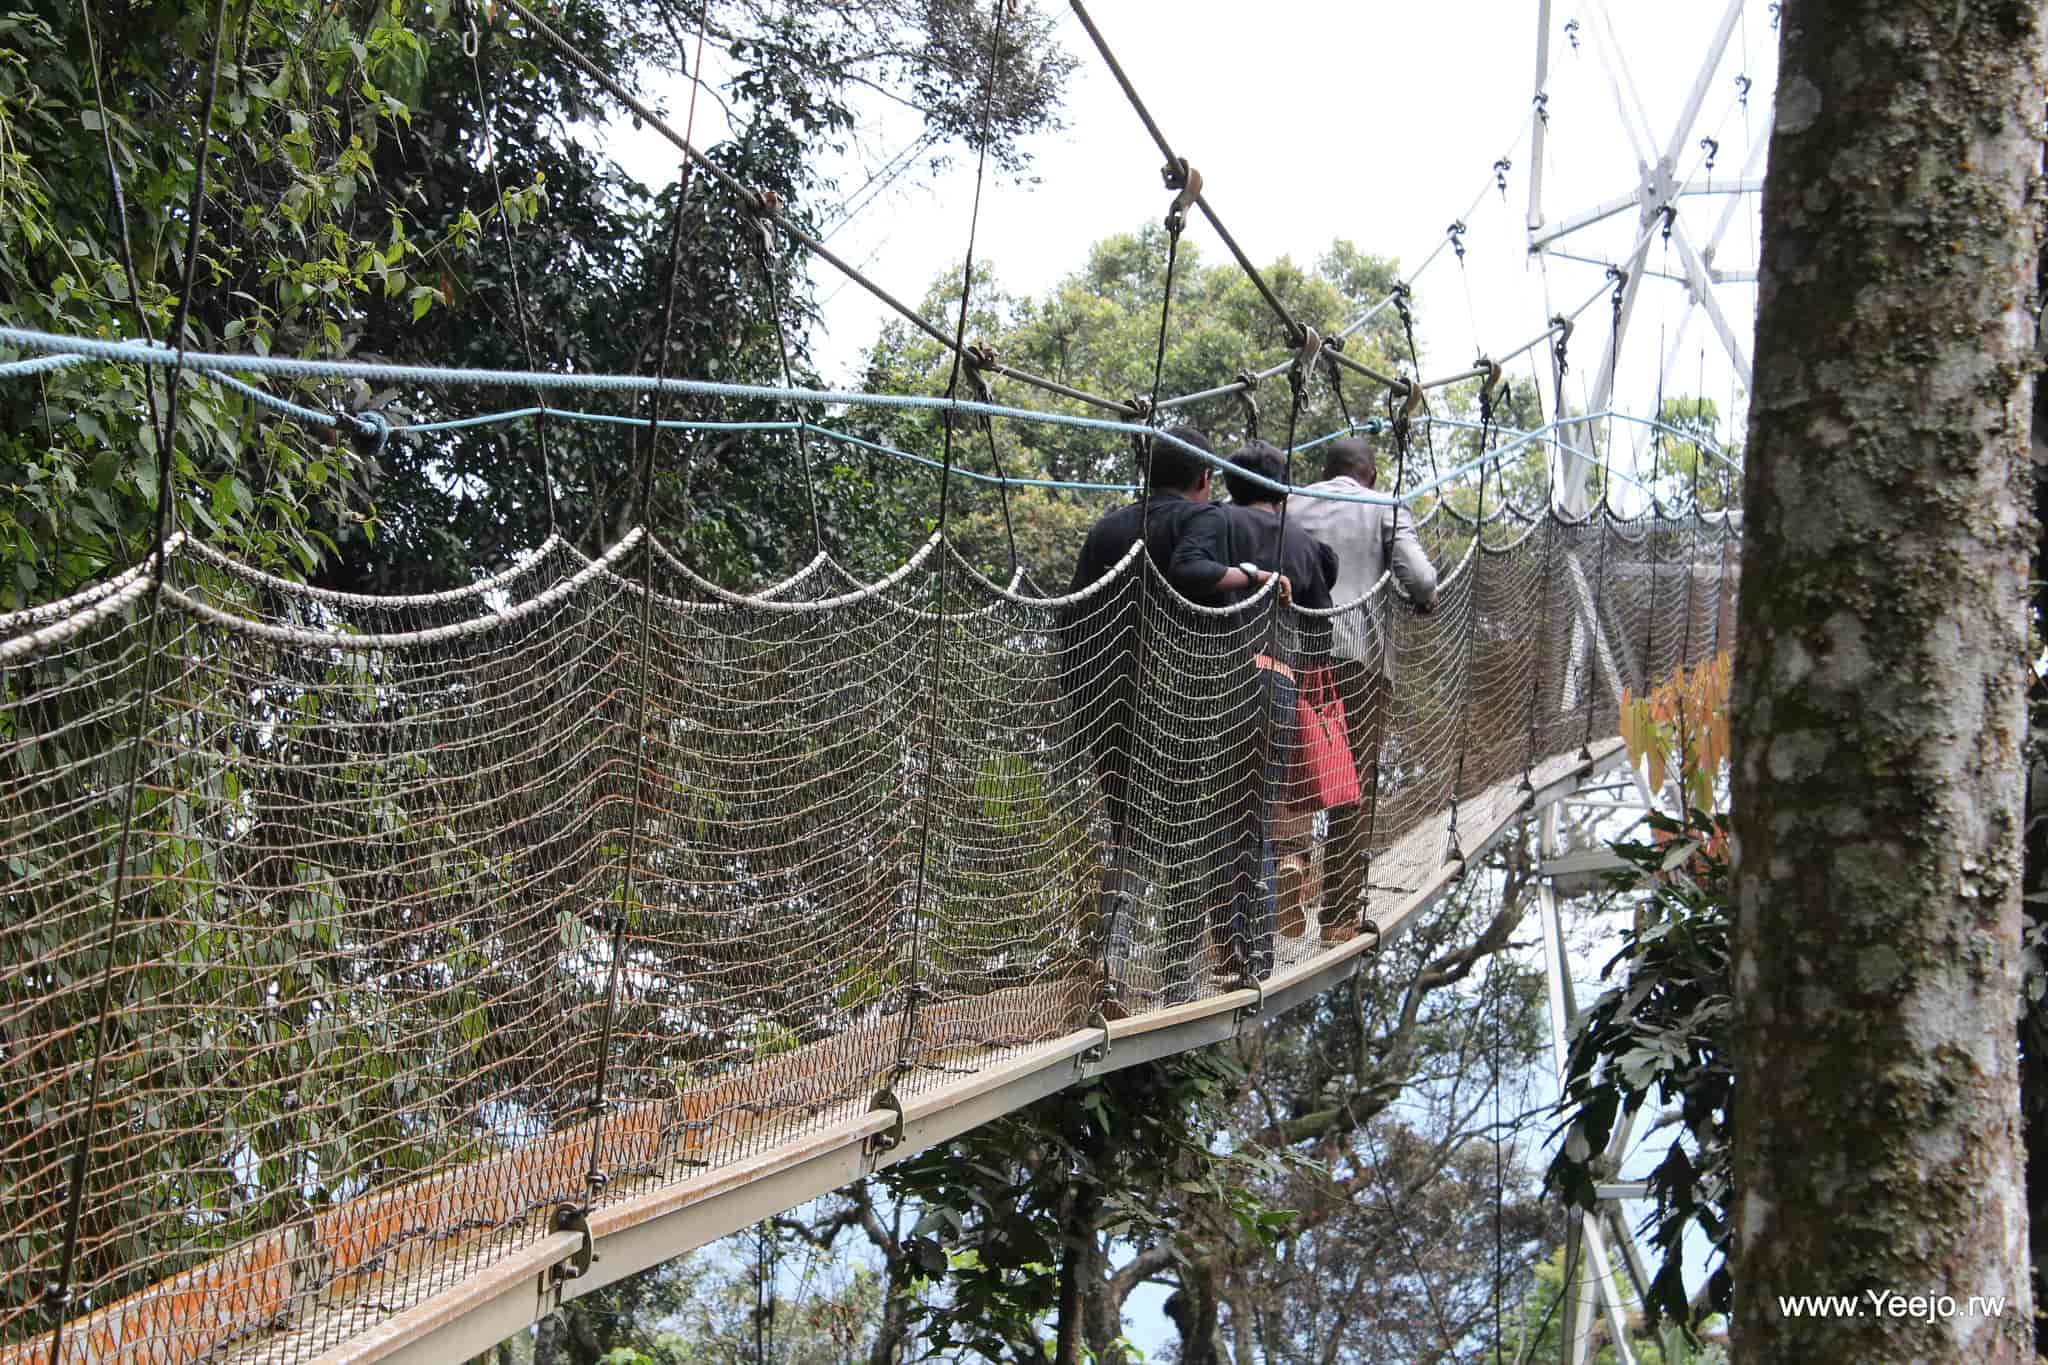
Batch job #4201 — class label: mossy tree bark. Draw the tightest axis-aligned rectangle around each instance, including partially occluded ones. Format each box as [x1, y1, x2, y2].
[1732, 1, 2042, 1359]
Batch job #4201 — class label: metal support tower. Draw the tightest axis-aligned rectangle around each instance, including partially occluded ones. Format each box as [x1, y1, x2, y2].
[1527, 0, 1765, 515]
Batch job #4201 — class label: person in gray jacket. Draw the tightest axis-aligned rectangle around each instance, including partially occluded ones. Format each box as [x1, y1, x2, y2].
[1284, 436, 1437, 942]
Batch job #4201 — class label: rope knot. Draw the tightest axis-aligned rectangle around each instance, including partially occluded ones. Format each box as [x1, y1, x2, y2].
[346, 408, 393, 462]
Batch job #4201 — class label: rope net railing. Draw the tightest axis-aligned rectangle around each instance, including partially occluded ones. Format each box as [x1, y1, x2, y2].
[0, 489, 1738, 1362]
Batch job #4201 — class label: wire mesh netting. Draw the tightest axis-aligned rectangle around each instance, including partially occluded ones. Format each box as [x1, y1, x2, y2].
[0, 504, 1738, 1362]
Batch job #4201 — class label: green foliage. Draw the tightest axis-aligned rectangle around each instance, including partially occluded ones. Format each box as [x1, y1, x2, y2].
[851, 230, 1413, 587]
[1652, 397, 1740, 512]
[877, 1047, 1283, 1361]
[1549, 806, 1735, 1334]
[0, 0, 1079, 607]
[1501, 1246, 1729, 1364]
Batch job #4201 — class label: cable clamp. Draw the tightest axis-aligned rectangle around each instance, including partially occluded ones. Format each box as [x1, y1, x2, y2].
[1605, 265, 1628, 318]
[866, 1087, 905, 1155]
[1081, 1006, 1113, 1066]
[1360, 918, 1383, 957]
[747, 190, 784, 253]
[550, 1205, 595, 1282]
[1161, 158, 1202, 232]
[1475, 354, 1502, 408]
[1234, 974, 1266, 1028]
[1291, 327, 1323, 399]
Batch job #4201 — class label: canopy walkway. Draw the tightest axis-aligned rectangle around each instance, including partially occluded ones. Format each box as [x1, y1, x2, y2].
[0, 500, 1737, 1362]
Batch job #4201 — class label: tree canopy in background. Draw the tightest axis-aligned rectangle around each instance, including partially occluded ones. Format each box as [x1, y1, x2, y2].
[0, 0, 1074, 607]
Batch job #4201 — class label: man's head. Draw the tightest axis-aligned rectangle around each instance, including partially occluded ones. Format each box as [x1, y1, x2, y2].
[1322, 436, 1378, 489]
[1145, 424, 1215, 496]
[1223, 440, 1288, 506]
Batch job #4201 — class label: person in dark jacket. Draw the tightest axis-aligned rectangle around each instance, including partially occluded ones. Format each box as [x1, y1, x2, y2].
[1057, 426, 1282, 1008]
[1215, 441, 1338, 973]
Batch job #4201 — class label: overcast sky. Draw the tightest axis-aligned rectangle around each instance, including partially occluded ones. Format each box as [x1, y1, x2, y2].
[606, 2, 1778, 1346]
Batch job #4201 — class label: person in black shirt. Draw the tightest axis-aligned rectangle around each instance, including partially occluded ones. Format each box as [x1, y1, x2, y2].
[1057, 426, 1281, 1009]
[1216, 441, 1339, 974]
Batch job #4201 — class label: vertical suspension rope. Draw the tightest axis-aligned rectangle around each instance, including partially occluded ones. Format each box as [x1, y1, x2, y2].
[749, 210, 826, 554]
[1392, 284, 1438, 492]
[900, 0, 1011, 1075]
[587, 3, 710, 1191]
[464, 0, 559, 537]
[1573, 265, 1627, 762]
[961, 349, 1020, 579]
[1444, 367, 1500, 863]
[1237, 335, 1316, 983]
[1578, 508, 1613, 763]
[78, 5, 165, 456]
[1489, 949, 1506, 1365]
[1520, 506, 1559, 793]
[1091, 192, 1188, 1015]
[41, 0, 229, 1346]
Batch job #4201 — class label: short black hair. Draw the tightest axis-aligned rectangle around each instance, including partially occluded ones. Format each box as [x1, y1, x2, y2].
[1322, 436, 1378, 488]
[1223, 440, 1288, 506]
[1145, 424, 1214, 493]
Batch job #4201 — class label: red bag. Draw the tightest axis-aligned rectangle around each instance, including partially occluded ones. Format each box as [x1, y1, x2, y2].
[1292, 667, 1361, 811]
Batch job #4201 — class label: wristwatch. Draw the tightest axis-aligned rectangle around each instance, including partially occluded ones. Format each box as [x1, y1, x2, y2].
[1237, 561, 1261, 580]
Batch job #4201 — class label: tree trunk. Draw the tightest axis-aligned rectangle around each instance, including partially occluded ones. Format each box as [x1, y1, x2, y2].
[1731, 1, 2041, 1360]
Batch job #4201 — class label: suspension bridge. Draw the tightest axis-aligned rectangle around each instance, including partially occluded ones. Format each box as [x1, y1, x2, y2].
[0, 0, 1770, 1360]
